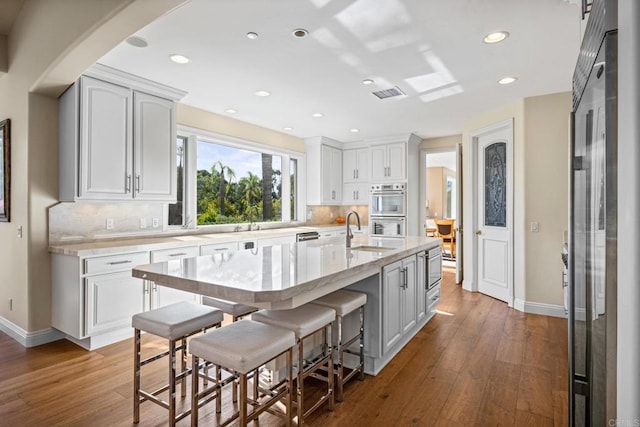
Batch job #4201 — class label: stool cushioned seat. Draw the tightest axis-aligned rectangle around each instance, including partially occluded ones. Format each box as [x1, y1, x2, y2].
[311, 290, 367, 317]
[202, 296, 256, 318]
[190, 320, 295, 374]
[132, 301, 223, 340]
[252, 304, 336, 338]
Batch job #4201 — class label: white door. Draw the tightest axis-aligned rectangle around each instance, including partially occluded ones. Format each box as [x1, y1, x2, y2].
[476, 123, 512, 303]
[455, 143, 463, 284]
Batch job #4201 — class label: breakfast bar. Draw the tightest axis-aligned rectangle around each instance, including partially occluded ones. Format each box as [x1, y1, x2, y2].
[132, 235, 442, 374]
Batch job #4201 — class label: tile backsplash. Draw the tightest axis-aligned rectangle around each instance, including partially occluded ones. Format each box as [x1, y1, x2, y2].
[49, 202, 369, 244]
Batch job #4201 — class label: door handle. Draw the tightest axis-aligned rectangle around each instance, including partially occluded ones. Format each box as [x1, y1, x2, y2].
[476, 229, 482, 235]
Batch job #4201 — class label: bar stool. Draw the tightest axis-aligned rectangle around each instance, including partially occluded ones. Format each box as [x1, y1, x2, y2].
[252, 304, 336, 424]
[132, 301, 224, 426]
[201, 296, 257, 322]
[190, 319, 296, 426]
[310, 289, 367, 401]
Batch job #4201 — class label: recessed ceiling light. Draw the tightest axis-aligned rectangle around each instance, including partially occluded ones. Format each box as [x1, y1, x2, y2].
[292, 28, 309, 38]
[246, 32, 259, 39]
[283, 127, 293, 131]
[362, 79, 374, 85]
[254, 90, 271, 97]
[350, 128, 360, 133]
[126, 36, 148, 48]
[312, 112, 324, 118]
[169, 54, 190, 64]
[498, 76, 518, 85]
[225, 109, 237, 114]
[483, 31, 509, 44]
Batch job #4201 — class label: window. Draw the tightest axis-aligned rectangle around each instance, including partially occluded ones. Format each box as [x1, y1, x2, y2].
[168, 136, 186, 226]
[170, 128, 303, 228]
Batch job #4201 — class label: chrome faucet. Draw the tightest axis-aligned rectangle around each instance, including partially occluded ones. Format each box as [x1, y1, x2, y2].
[345, 210, 361, 248]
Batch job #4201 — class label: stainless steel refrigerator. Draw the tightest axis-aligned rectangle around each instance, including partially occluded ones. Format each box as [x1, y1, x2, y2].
[569, 0, 617, 425]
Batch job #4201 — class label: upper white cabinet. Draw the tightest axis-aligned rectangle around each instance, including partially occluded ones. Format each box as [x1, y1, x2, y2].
[306, 137, 343, 205]
[371, 142, 406, 181]
[343, 148, 369, 183]
[59, 64, 185, 202]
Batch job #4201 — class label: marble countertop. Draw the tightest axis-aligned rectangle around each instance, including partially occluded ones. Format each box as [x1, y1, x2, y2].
[48, 224, 355, 257]
[132, 235, 441, 310]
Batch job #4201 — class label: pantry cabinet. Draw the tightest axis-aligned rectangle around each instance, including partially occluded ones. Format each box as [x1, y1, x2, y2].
[58, 65, 184, 202]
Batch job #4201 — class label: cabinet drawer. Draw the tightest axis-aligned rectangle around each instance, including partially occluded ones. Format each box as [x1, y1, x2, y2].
[200, 242, 239, 256]
[151, 246, 199, 262]
[84, 252, 150, 275]
[427, 285, 441, 311]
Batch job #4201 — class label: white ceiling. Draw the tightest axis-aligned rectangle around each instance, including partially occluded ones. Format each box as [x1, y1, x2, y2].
[98, 0, 581, 144]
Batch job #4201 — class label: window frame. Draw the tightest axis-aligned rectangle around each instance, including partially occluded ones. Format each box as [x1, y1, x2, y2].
[170, 125, 306, 230]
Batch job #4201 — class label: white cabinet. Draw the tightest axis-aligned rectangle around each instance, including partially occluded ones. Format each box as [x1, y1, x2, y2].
[149, 246, 200, 308]
[59, 66, 183, 202]
[321, 145, 343, 203]
[343, 148, 370, 183]
[370, 142, 406, 181]
[52, 251, 150, 349]
[200, 241, 239, 255]
[305, 137, 343, 205]
[382, 254, 417, 354]
[343, 182, 369, 205]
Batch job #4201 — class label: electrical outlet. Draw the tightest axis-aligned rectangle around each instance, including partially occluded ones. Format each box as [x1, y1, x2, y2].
[152, 218, 159, 228]
[530, 222, 539, 233]
[106, 218, 114, 230]
[139, 218, 147, 229]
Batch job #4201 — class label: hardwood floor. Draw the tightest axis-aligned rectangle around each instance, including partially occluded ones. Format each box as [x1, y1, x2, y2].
[0, 268, 568, 426]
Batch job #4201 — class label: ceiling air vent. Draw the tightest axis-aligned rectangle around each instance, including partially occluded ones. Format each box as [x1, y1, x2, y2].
[372, 86, 405, 99]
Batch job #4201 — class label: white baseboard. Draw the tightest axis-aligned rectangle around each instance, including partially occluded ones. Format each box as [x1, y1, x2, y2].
[0, 316, 65, 347]
[514, 298, 567, 318]
[462, 278, 474, 292]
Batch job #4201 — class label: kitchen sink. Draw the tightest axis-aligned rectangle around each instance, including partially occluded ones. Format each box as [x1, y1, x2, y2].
[349, 245, 395, 252]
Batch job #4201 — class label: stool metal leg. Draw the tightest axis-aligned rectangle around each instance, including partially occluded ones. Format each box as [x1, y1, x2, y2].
[181, 337, 187, 398]
[335, 314, 344, 402]
[133, 328, 141, 424]
[239, 372, 248, 426]
[168, 339, 177, 427]
[296, 339, 304, 425]
[326, 324, 335, 412]
[286, 348, 293, 427]
[359, 306, 365, 381]
[191, 354, 200, 427]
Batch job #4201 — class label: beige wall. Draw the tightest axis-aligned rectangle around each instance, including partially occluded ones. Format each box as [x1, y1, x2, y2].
[420, 134, 461, 150]
[523, 92, 571, 305]
[461, 93, 570, 309]
[0, 0, 185, 333]
[178, 104, 305, 153]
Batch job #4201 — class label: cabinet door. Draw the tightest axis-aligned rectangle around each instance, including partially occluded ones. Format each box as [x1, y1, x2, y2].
[386, 143, 406, 180]
[382, 260, 403, 353]
[343, 182, 369, 205]
[343, 149, 358, 183]
[321, 145, 334, 202]
[370, 145, 387, 181]
[134, 92, 176, 201]
[85, 271, 145, 336]
[330, 146, 343, 201]
[355, 148, 370, 181]
[150, 246, 200, 308]
[401, 255, 417, 334]
[79, 76, 132, 199]
[416, 252, 427, 322]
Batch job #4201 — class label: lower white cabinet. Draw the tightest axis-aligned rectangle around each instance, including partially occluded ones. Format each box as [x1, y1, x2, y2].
[382, 254, 417, 354]
[149, 246, 200, 308]
[85, 271, 146, 336]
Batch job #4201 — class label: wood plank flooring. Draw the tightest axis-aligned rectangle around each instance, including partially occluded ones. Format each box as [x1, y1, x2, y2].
[0, 267, 568, 426]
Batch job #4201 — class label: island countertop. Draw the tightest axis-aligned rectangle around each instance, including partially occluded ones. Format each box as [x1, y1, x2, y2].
[132, 235, 440, 310]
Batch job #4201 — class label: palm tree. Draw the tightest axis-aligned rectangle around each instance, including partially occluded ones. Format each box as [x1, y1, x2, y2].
[242, 172, 262, 207]
[261, 153, 273, 220]
[211, 161, 235, 216]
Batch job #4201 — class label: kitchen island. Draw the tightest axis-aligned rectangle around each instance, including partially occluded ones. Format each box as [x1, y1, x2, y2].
[133, 235, 442, 374]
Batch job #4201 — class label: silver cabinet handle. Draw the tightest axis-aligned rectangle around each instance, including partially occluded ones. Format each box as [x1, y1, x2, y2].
[356, 169, 359, 179]
[353, 170, 356, 179]
[169, 252, 187, 257]
[135, 175, 140, 193]
[126, 174, 132, 192]
[107, 260, 132, 265]
[214, 247, 229, 251]
[356, 190, 359, 200]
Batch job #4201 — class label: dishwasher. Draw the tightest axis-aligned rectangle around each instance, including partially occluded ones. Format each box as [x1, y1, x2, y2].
[296, 231, 319, 242]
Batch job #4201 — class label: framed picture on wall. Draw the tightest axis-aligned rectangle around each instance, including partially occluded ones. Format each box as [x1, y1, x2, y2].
[0, 118, 10, 222]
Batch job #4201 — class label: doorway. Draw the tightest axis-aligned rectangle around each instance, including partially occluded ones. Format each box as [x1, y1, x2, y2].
[420, 147, 462, 283]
